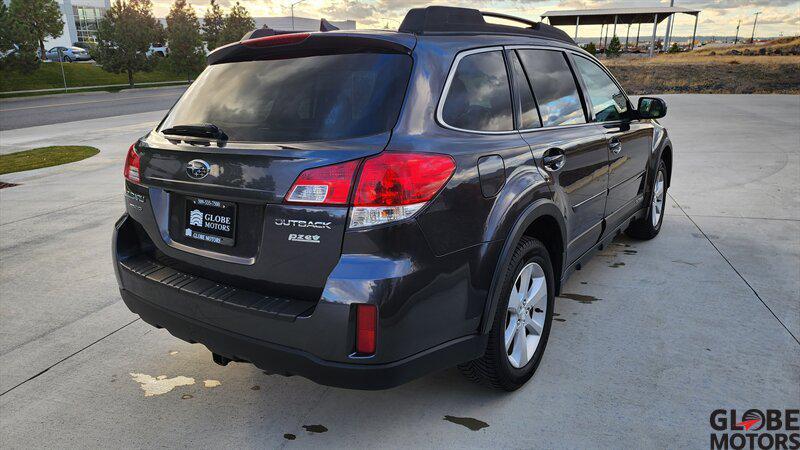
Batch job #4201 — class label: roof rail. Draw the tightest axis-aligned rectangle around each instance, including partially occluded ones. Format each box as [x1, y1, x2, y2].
[398, 6, 575, 45]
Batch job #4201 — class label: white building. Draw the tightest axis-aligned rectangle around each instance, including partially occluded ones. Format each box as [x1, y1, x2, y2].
[7, 0, 113, 48]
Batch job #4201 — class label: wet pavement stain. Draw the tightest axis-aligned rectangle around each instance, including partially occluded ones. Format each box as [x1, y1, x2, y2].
[609, 262, 625, 268]
[181, 394, 193, 400]
[129, 373, 195, 397]
[559, 293, 601, 304]
[623, 250, 637, 255]
[553, 313, 566, 322]
[302, 425, 328, 434]
[251, 385, 261, 391]
[283, 434, 296, 440]
[672, 259, 699, 266]
[444, 416, 489, 431]
[203, 379, 221, 388]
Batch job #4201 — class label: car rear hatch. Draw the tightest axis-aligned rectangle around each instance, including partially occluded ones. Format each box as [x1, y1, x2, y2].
[129, 32, 415, 302]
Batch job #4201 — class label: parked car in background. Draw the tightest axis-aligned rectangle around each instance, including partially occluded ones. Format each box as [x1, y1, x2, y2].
[44, 46, 92, 62]
[146, 43, 169, 57]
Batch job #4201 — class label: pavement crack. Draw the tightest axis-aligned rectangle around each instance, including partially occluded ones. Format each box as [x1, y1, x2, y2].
[0, 318, 140, 397]
[669, 193, 800, 346]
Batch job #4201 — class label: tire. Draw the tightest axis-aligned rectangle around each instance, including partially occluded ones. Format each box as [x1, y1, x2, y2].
[626, 159, 667, 240]
[459, 237, 555, 391]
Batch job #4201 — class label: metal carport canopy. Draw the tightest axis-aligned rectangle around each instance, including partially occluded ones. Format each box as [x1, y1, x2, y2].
[541, 6, 700, 26]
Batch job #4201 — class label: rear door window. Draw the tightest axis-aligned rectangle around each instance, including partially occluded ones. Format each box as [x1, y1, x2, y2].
[441, 50, 513, 132]
[517, 49, 586, 127]
[573, 56, 629, 122]
[159, 53, 412, 142]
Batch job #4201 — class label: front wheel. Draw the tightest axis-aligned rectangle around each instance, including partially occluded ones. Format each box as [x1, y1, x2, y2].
[626, 159, 667, 240]
[459, 237, 554, 391]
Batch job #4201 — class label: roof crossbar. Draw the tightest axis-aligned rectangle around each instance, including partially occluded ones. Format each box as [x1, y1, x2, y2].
[398, 6, 575, 45]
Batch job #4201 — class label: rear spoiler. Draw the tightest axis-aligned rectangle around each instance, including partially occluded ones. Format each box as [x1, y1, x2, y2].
[207, 32, 415, 65]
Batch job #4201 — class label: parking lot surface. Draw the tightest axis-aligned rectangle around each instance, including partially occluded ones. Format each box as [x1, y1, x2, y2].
[0, 94, 798, 448]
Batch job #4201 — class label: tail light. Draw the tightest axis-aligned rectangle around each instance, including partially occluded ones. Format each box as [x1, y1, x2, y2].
[355, 304, 377, 355]
[285, 160, 359, 205]
[350, 153, 455, 228]
[124, 144, 140, 183]
[283, 152, 455, 228]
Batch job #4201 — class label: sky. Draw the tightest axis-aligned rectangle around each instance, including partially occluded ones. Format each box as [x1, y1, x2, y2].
[150, 0, 800, 38]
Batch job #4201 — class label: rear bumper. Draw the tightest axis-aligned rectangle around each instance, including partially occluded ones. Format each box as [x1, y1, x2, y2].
[120, 288, 486, 390]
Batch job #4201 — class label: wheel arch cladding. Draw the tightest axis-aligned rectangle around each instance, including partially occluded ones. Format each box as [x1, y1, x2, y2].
[479, 200, 566, 334]
[660, 145, 673, 188]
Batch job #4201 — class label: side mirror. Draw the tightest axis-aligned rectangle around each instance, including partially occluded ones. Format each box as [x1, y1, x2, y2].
[637, 97, 667, 119]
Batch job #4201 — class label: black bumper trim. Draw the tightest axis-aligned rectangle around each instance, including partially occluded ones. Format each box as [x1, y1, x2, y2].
[121, 289, 487, 390]
[120, 255, 315, 322]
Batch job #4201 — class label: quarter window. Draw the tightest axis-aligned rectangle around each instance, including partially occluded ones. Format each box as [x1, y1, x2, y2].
[573, 56, 629, 122]
[441, 51, 513, 132]
[517, 49, 586, 127]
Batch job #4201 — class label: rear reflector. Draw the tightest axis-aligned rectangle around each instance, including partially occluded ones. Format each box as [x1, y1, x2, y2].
[124, 143, 140, 183]
[242, 32, 310, 48]
[285, 159, 359, 205]
[356, 304, 377, 355]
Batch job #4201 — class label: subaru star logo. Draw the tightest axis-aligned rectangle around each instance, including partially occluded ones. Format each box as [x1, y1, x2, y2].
[186, 159, 211, 180]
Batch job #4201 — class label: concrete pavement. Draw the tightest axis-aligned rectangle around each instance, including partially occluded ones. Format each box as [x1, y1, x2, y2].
[0, 86, 186, 131]
[0, 95, 797, 448]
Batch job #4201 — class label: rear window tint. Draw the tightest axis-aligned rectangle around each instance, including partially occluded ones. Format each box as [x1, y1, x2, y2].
[159, 53, 412, 142]
[441, 51, 513, 132]
[517, 49, 586, 127]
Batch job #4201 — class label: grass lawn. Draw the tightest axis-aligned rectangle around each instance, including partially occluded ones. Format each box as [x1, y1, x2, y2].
[0, 60, 192, 93]
[0, 146, 100, 175]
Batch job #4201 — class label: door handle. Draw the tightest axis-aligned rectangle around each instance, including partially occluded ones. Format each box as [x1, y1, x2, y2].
[542, 149, 566, 171]
[608, 137, 622, 154]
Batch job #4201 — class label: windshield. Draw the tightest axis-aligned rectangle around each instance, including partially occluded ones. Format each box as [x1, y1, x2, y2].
[159, 53, 412, 142]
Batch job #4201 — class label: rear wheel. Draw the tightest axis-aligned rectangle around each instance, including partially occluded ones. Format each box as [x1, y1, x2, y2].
[626, 159, 667, 240]
[459, 237, 554, 391]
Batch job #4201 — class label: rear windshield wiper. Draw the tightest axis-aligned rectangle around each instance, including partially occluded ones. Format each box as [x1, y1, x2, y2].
[160, 123, 228, 141]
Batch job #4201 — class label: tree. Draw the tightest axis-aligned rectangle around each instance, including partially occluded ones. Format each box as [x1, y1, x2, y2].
[583, 42, 597, 55]
[219, 2, 255, 46]
[605, 36, 622, 58]
[202, 0, 224, 51]
[0, 2, 40, 72]
[668, 42, 680, 53]
[167, 0, 205, 81]
[8, 0, 64, 60]
[95, 0, 161, 87]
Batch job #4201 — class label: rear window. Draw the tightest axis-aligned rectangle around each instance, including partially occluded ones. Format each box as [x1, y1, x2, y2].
[159, 53, 412, 142]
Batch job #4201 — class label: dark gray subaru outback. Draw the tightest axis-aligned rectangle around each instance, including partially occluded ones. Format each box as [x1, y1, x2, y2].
[114, 6, 672, 391]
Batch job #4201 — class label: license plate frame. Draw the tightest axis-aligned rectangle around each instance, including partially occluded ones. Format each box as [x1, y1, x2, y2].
[183, 196, 237, 247]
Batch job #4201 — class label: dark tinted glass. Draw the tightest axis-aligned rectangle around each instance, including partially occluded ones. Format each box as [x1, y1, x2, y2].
[509, 50, 541, 129]
[442, 51, 513, 131]
[573, 56, 629, 122]
[517, 50, 586, 127]
[159, 53, 412, 142]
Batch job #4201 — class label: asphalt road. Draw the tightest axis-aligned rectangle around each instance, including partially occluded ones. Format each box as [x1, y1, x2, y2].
[0, 86, 186, 131]
[0, 94, 797, 448]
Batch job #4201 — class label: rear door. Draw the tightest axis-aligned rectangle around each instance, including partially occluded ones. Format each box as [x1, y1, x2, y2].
[135, 51, 412, 300]
[570, 54, 653, 230]
[513, 48, 610, 263]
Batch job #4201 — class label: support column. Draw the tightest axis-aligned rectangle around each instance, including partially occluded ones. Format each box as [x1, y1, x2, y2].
[613, 15, 618, 37]
[599, 23, 604, 48]
[625, 22, 630, 50]
[691, 14, 699, 50]
[604, 22, 609, 48]
[649, 14, 658, 57]
[636, 22, 641, 48]
[664, 0, 675, 48]
[575, 16, 580, 40]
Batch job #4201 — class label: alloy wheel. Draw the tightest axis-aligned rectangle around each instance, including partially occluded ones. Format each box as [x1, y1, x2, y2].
[505, 262, 547, 369]
[652, 170, 665, 227]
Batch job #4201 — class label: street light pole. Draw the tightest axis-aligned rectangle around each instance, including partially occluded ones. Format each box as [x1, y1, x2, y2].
[290, 0, 309, 31]
[750, 11, 760, 43]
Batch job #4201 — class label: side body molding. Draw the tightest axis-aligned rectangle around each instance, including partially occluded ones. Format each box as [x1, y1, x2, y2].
[479, 199, 566, 334]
